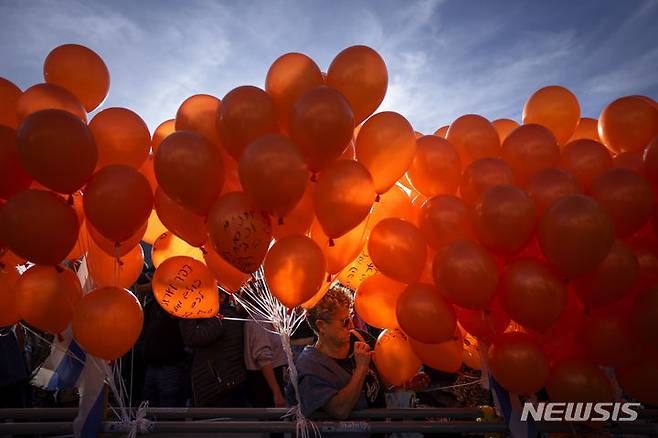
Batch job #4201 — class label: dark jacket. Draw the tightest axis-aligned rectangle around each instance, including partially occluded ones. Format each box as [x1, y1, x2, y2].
[179, 302, 246, 406]
[142, 294, 187, 365]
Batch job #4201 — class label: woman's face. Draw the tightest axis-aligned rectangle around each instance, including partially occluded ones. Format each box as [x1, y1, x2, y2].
[318, 304, 354, 346]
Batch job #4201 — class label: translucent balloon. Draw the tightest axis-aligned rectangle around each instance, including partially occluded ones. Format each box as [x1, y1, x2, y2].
[175, 94, 222, 147]
[138, 154, 157, 194]
[409, 328, 463, 373]
[559, 139, 612, 192]
[72, 286, 143, 360]
[89, 107, 150, 169]
[456, 298, 509, 345]
[538, 195, 614, 277]
[396, 282, 456, 344]
[598, 96, 658, 153]
[354, 273, 405, 329]
[433, 240, 499, 310]
[311, 218, 366, 276]
[613, 151, 645, 174]
[491, 118, 520, 143]
[87, 239, 143, 288]
[526, 168, 582, 217]
[219, 86, 279, 160]
[83, 165, 153, 243]
[433, 125, 448, 138]
[645, 136, 658, 187]
[0, 77, 21, 129]
[327, 45, 388, 125]
[616, 351, 658, 406]
[239, 134, 308, 220]
[488, 332, 549, 395]
[446, 114, 501, 166]
[151, 232, 205, 268]
[367, 184, 415, 233]
[151, 119, 175, 155]
[567, 117, 600, 143]
[368, 218, 426, 283]
[333, 245, 378, 291]
[264, 235, 326, 308]
[355, 112, 416, 194]
[272, 183, 314, 240]
[16, 83, 87, 123]
[313, 160, 375, 240]
[16, 265, 82, 335]
[155, 131, 224, 215]
[418, 195, 473, 250]
[266, 52, 324, 131]
[407, 135, 461, 197]
[142, 209, 167, 246]
[374, 329, 422, 387]
[87, 219, 146, 258]
[523, 86, 580, 145]
[207, 192, 272, 274]
[472, 185, 536, 256]
[0, 190, 78, 265]
[459, 157, 515, 206]
[630, 285, 658, 349]
[289, 86, 354, 173]
[154, 187, 207, 247]
[547, 359, 614, 402]
[16, 109, 97, 194]
[502, 124, 559, 184]
[203, 244, 250, 293]
[0, 265, 20, 327]
[0, 126, 32, 199]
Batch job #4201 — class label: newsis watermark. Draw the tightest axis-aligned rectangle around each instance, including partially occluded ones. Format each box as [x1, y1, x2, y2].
[520, 402, 642, 422]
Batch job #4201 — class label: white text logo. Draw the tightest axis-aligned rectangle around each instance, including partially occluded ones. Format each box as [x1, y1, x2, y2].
[520, 402, 641, 422]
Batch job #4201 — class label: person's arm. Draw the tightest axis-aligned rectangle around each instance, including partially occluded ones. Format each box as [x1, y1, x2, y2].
[261, 363, 286, 407]
[322, 341, 371, 420]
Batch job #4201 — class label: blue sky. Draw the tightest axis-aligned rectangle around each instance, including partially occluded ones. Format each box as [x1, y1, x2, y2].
[1, 0, 656, 135]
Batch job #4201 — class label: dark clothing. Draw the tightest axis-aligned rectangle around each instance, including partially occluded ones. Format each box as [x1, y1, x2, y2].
[143, 363, 189, 407]
[179, 302, 248, 407]
[142, 295, 187, 365]
[0, 329, 31, 409]
[246, 366, 286, 407]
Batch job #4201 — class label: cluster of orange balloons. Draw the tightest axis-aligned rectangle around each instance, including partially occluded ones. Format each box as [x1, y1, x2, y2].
[1, 42, 658, 405]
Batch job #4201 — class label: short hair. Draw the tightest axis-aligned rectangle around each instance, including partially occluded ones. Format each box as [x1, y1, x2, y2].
[306, 284, 354, 335]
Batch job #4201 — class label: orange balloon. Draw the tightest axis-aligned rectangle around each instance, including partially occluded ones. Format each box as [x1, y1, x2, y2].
[152, 256, 219, 319]
[572, 240, 637, 310]
[547, 359, 614, 402]
[472, 185, 536, 256]
[446, 114, 501, 166]
[151, 119, 175, 155]
[645, 136, 658, 187]
[523, 86, 580, 145]
[87, 219, 146, 258]
[0, 249, 27, 268]
[154, 187, 207, 247]
[409, 328, 463, 373]
[219, 86, 279, 160]
[16, 83, 87, 123]
[459, 157, 515, 206]
[374, 329, 422, 387]
[461, 330, 481, 370]
[272, 183, 314, 240]
[66, 220, 87, 261]
[434, 125, 448, 138]
[616, 352, 658, 406]
[266, 52, 324, 131]
[567, 117, 600, 143]
[311, 218, 366, 276]
[368, 218, 426, 283]
[84, 165, 153, 243]
[43, 44, 109, 112]
[367, 184, 415, 232]
[419, 195, 473, 250]
[502, 124, 559, 184]
[407, 135, 461, 197]
[492, 118, 520, 142]
[355, 111, 416, 194]
[630, 238, 658, 291]
[138, 154, 158, 194]
[0, 265, 20, 327]
[577, 306, 642, 368]
[155, 131, 224, 215]
[590, 168, 653, 237]
[613, 151, 645, 175]
[354, 273, 405, 329]
[0, 126, 32, 199]
[220, 148, 243, 194]
[264, 235, 326, 308]
[207, 192, 272, 274]
[142, 209, 168, 246]
[333, 245, 378, 291]
[203, 244, 250, 293]
[0, 190, 78, 265]
[87, 239, 144, 288]
[559, 139, 612, 192]
[313, 160, 375, 239]
[396, 282, 456, 344]
[326, 45, 387, 125]
[89, 107, 150, 169]
[289, 86, 354, 173]
[151, 232, 205, 268]
[16, 109, 97, 194]
[175, 94, 222, 147]
[488, 332, 549, 395]
[630, 284, 658, 349]
[72, 286, 143, 360]
[598, 96, 658, 153]
[526, 168, 582, 217]
[500, 258, 567, 333]
[16, 265, 82, 334]
[538, 195, 614, 277]
[456, 298, 510, 345]
[239, 134, 309, 219]
[433, 240, 499, 310]
[0, 77, 21, 129]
